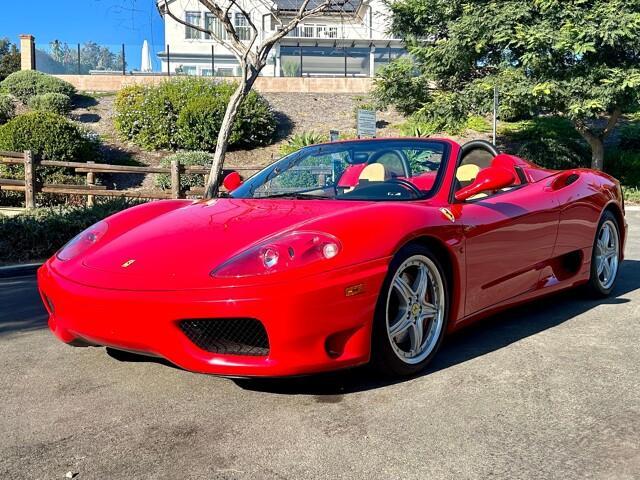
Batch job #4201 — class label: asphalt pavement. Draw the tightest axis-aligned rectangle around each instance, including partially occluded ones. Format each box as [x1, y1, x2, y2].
[1, 211, 639, 480]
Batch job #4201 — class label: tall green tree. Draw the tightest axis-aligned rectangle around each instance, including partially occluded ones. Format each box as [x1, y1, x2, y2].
[376, 0, 640, 169]
[0, 38, 20, 81]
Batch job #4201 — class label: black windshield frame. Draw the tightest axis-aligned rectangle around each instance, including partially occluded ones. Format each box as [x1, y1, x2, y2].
[229, 139, 452, 201]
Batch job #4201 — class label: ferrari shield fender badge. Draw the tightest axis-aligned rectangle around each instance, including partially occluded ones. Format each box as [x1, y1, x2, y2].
[121, 259, 136, 268]
[440, 208, 456, 223]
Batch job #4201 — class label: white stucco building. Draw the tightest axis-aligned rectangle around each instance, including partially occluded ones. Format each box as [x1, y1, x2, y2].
[156, 0, 404, 77]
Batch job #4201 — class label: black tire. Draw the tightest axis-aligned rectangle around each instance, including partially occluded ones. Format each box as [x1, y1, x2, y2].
[585, 210, 621, 297]
[371, 243, 449, 377]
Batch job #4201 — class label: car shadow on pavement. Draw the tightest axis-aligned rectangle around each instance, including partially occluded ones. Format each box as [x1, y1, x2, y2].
[232, 259, 640, 396]
[0, 276, 48, 336]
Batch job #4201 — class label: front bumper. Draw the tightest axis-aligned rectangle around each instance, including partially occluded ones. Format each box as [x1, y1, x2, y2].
[37, 259, 388, 377]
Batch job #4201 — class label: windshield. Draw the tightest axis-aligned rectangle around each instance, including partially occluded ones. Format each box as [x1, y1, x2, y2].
[230, 139, 449, 201]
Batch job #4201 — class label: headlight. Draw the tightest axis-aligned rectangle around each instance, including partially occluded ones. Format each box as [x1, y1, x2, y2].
[56, 221, 108, 261]
[211, 231, 341, 278]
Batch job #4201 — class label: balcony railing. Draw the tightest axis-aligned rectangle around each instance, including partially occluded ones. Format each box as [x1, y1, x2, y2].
[287, 26, 339, 39]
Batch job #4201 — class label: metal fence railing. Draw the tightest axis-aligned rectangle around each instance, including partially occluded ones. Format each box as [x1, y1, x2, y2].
[33, 39, 406, 78]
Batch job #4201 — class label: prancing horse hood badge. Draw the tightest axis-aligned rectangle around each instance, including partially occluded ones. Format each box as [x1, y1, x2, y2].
[121, 259, 136, 268]
[440, 208, 456, 223]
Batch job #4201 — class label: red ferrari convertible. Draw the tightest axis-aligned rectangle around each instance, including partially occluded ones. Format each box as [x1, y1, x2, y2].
[38, 138, 627, 377]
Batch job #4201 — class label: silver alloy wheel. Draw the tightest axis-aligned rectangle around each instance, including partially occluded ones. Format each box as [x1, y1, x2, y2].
[595, 219, 620, 290]
[385, 255, 445, 365]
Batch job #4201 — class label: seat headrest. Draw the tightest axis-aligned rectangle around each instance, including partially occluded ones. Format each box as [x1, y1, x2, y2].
[359, 163, 387, 182]
[456, 164, 481, 182]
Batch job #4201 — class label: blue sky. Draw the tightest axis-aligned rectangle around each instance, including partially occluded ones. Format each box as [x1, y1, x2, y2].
[1, 0, 164, 50]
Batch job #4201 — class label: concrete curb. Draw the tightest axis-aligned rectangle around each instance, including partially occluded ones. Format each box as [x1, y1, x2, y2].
[625, 205, 640, 211]
[0, 263, 43, 278]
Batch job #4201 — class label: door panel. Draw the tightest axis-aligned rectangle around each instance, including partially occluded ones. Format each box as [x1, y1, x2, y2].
[550, 174, 602, 256]
[460, 183, 559, 316]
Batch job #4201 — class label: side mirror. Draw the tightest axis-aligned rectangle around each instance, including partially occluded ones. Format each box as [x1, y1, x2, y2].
[455, 167, 515, 202]
[222, 171, 243, 192]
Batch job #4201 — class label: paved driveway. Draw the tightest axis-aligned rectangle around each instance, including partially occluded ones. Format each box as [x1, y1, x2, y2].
[1, 212, 639, 480]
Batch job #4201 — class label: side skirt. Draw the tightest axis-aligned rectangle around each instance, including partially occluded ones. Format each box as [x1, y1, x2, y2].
[449, 247, 592, 332]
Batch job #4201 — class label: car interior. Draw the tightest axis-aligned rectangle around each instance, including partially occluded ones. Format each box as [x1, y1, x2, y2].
[342, 140, 524, 200]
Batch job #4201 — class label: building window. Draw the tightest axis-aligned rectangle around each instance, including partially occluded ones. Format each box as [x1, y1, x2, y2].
[205, 13, 227, 40]
[203, 12, 250, 41]
[235, 13, 251, 41]
[182, 66, 197, 76]
[185, 11, 202, 39]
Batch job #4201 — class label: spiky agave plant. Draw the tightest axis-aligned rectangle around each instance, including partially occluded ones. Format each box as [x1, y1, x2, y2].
[279, 131, 328, 156]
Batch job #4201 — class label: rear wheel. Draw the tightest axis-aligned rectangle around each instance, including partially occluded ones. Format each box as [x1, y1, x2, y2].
[371, 244, 449, 377]
[586, 211, 621, 297]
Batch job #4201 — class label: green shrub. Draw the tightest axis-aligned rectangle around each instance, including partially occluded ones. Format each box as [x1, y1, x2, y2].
[619, 123, 640, 151]
[0, 198, 143, 263]
[499, 116, 581, 142]
[400, 117, 441, 138]
[466, 115, 492, 133]
[0, 70, 76, 104]
[112, 84, 146, 141]
[605, 150, 640, 188]
[0, 111, 96, 161]
[517, 138, 590, 170]
[622, 186, 640, 204]
[28, 92, 72, 115]
[176, 95, 228, 151]
[116, 83, 178, 149]
[114, 78, 276, 151]
[373, 57, 430, 116]
[156, 151, 211, 190]
[399, 112, 489, 138]
[231, 91, 277, 148]
[0, 93, 15, 124]
[0, 112, 99, 192]
[279, 131, 327, 156]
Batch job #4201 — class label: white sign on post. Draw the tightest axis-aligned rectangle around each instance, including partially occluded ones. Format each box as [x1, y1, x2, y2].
[357, 109, 376, 138]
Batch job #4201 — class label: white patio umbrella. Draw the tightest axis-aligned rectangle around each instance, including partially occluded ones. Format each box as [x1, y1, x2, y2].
[141, 40, 152, 73]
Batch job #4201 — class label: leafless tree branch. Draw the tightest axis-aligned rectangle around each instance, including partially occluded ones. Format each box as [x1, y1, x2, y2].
[163, 0, 243, 57]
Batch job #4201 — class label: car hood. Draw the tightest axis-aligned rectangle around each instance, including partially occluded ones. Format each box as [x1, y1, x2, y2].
[57, 198, 373, 290]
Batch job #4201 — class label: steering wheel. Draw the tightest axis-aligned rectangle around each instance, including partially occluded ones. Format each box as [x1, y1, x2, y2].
[459, 140, 500, 159]
[387, 178, 423, 197]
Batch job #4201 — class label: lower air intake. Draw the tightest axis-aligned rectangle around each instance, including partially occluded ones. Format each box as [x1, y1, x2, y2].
[179, 318, 269, 356]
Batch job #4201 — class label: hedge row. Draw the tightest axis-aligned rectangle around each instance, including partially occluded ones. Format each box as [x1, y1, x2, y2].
[0, 198, 142, 263]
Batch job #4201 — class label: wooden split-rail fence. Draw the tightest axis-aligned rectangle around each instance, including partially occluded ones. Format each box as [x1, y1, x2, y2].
[0, 150, 259, 209]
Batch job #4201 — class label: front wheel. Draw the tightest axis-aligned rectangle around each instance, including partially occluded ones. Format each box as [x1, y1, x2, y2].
[371, 244, 449, 377]
[586, 211, 621, 297]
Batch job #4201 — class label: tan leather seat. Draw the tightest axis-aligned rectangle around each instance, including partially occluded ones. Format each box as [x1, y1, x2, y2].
[359, 163, 387, 182]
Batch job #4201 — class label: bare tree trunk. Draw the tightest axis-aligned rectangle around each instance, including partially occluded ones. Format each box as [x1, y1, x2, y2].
[163, 0, 345, 198]
[590, 137, 605, 171]
[204, 70, 259, 198]
[573, 108, 621, 171]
